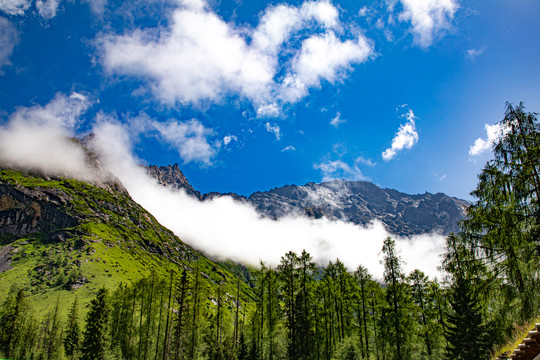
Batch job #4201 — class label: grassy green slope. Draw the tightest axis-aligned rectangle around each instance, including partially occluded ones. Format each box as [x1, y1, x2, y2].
[0, 169, 255, 319]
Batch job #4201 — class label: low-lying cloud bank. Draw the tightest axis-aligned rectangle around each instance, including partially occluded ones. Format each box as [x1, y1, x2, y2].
[0, 96, 446, 279]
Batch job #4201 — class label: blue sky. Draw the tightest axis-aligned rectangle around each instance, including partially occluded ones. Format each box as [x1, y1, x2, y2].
[0, 0, 539, 200]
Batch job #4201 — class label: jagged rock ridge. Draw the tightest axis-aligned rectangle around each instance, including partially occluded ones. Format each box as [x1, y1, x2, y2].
[248, 180, 469, 236]
[147, 164, 469, 236]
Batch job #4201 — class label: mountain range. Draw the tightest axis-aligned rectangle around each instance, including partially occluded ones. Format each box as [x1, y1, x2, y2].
[145, 164, 469, 236]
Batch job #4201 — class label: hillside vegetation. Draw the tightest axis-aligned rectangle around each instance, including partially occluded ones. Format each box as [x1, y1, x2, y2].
[0, 168, 255, 319]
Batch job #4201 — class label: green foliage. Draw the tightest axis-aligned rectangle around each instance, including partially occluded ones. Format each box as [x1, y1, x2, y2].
[445, 277, 489, 360]
[81, 287, 110, 360]
[0, 288, 38, 359]
[461, 103, 540, 320]
[64, 296, 81, 359]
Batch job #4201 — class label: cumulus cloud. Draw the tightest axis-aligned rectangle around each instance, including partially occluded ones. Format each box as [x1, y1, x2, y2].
[330, 111, 346, 128]
[314, 158, 369, 182]
[126, 114, 219, 166]
[89, 120, 447, 278]
[393, 0, 459, 47]
[382, 108, 419, 161]
[99, 0, 373, 114]
[0, 92, 102, 181]
[0, 17, 18, 71]
[265, 122, 281, 140]
[469, 123, 504, 158]
[152, 119, 217, 166]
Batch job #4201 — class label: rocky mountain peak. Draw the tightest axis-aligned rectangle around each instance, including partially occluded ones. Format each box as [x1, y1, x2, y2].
[146, 164, 469, 237]
[144, 163, 201, 198]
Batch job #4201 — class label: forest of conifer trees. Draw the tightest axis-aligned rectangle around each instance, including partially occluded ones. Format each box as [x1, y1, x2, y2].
[0, 102, 538, 360]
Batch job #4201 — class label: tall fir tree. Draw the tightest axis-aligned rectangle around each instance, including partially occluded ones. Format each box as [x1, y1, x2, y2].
[81, 287, 111, 360]
[64, 296, 81, 360]
[445, 276, 489, 360]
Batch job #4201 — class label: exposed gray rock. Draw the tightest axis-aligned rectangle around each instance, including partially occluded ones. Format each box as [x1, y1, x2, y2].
[146, 164, 469, 237]
[144, 164, 201, 199]
[248, 180, 469, 236]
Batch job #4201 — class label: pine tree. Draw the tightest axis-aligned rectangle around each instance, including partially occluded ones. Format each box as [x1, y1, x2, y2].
[64, 296, 81, 359]
[42, 298, 63, 360]
[381, 237, 412, 360]
[237, 331, 249, 360]
[462, 102, 540, 318]
[0, 288, 35, 358]
[445, 276, 489, 360]
[81, 287, 111, 360]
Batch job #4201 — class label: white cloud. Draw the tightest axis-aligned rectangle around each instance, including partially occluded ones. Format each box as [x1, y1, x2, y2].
[466, 47, 484, 60]
[0, 0, 31, 15]
[99, 0, 373, 114]
[89, 121, 447, 279]
[356, 155, 376, 167]
[152, 119, 217, 166]
[281, 145, 296, 152]
[291, 32, 372, 89]
[0, 0, 63, 18]
[382, 108, 419, 161]
[394, 0, 459, 47]
[223, 134, 237, 145]
[256, 103, 280, 118]
[0, 17, 18, 71]
[36, 0, 60, 19]
[265, 122, 281, 140]
[330, 111, 346, 128]
[469, 123, 504, 158]
[314, 159, 369, 182]
[0, 92, 101, 181]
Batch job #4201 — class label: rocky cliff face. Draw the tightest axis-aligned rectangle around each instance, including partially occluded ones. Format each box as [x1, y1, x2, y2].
[146, 164, 469, 236]
[248, 180, 469, 236]
[0, 184, 79, 239]
[144, 164, 201, 198]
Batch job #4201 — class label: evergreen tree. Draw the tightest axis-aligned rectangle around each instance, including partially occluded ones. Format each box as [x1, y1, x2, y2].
[381, 237, 412, 360]
[462, 102, 540, 318]
[81, 287, 111, 360]
[0, 288, 36, 358]
[445, 276, 489, 360]
[42, 298, 63, 360]
[237, 331, 249, 360]
[64, 296, 81, 359]
[443, 233, 490, 360]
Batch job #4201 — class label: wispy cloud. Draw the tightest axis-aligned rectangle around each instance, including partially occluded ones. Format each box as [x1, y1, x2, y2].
[0, 0, 31, 15]
[265, 122, 281, 140]
[466, 47, 485, 60]
[314, 158, 370, 182]
[469, 123, 505, 158]
[223, 134, 237, 146]
[281, 145, 296, 152]
[36, 0, 61, 19]
[99, 0, 373, 115]
[89, 121, 446, 278]
[0, 92, 101, 181]
[0, 96, 448, 279]
[0, 0, 62, 18]
[382, 108, 419, 161]
[0, 17, 18, 72]
[391, 0, 459, 47]
[330, 111, 346, 128]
